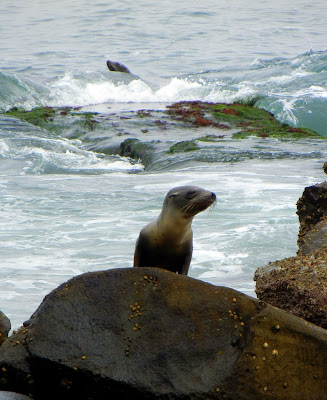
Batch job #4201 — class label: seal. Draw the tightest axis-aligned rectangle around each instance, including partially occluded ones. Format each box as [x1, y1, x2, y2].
[106, 60, 130, 73]
[133, 186, 216, 275]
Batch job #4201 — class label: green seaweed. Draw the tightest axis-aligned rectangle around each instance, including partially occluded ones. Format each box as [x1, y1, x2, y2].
[3, 106, 100, 137]
[197, 134, 224, 142]
[6, 106, 57, 129]
[168, 140, 199, 153]
[211, 103, 321, 138]
[166, 101, 322, 139]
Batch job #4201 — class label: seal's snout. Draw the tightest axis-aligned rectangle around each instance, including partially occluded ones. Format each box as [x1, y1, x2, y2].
[211, 192, 216, 201]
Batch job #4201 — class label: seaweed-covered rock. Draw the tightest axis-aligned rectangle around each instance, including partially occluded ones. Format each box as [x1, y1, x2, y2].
[118, 138, 154, 167]
[166, 101, 321, 139]
[168, 140, 199, 153]
[0, 313, 11, 346]
[1, 268, 327, 399]
[254, 248, 327, 329]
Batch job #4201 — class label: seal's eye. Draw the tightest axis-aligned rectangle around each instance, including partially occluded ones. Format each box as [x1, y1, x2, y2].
[186, 190, 197, 199]
[169, 193, 177, 198]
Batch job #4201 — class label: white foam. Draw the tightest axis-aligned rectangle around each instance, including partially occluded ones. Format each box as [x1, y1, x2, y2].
[3, 133, 143, 174]
[294, 85, 327, 99]
[46, 73, 259, 107]
[24, 147, 143, 173]
[265, 70, 311, 85]
[47, 74, 206, 106]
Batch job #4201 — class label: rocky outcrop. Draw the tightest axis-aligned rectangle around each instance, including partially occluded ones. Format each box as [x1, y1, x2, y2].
[300, 219, 327, 255]
[254, 248, 327, 328]
[1, 267, 327, 400]
[255, 179, 327, 329]
[0, 328, 32, 396]
[0, 313, 11, 346]
[118, 138, 154, 167]
[296, 181, 327, 250]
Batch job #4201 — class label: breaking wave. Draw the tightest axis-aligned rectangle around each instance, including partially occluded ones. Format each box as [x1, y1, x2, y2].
[1, 50, 327, 135]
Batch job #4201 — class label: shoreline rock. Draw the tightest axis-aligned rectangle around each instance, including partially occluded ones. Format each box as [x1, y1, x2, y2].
[254, 247, 327, 328]
[296, 182, 327, 251]
[1, 268, 327, 399]
[0, 313, 11, 346]
[255, 178, 327, 329]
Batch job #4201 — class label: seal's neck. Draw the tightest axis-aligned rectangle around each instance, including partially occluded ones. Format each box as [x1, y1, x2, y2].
[158, 210, 193, 244]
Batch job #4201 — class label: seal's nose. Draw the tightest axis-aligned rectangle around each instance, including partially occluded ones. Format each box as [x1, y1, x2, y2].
[211, 192, 216, 201]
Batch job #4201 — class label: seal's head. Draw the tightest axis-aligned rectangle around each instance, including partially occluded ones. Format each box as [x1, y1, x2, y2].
[106, 60, 130, 73]
[162, 185, 216, 219]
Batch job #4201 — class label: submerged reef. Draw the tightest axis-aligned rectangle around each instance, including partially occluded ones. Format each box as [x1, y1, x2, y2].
[1, 101, 323, 170]
[166, 101, 320, 139]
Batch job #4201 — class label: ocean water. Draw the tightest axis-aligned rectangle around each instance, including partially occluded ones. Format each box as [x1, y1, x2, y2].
[1, 0, 327, 328]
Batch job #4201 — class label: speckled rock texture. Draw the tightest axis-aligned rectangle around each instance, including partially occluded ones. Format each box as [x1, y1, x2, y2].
[254, 248, 327, 328]
[0, 313, 11, 346]
[255, 180, 327, 329]
[300, 219, 327, 255]
[1, 268, 327, 400]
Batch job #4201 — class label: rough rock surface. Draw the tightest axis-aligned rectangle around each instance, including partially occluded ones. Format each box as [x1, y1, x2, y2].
[1, 268, 327, 400]
[0, 313, 11, 346]
[0, 328, 32, 396]
[255, 180, 327, 328]
[296, 182, 327, 249]
[254, 248, 327, 328]
[300, 219, 327, 255]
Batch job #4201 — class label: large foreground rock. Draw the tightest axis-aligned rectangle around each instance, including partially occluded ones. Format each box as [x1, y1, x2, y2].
[1, 268, 327, 399]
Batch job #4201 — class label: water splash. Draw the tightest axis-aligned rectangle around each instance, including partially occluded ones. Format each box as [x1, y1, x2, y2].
[1, 50, 327, 135]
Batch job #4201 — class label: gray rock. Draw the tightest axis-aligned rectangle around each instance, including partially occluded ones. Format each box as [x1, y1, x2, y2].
[296, 182, 327, 249]
[255, 180, 327, 330]
[1, 267, 327, 399]
[0, 313, 11, 346]
[255, 247, 327, 329]
[300, 218, 327, 255]
[0, 328, 32, 396]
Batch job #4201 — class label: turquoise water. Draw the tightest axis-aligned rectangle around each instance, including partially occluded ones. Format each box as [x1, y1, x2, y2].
[1, 0, 327, 328]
